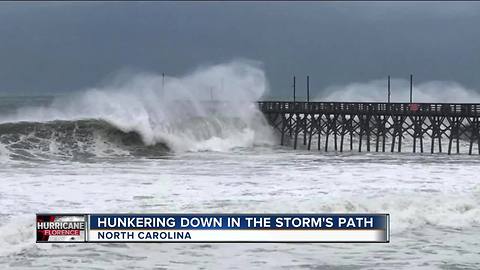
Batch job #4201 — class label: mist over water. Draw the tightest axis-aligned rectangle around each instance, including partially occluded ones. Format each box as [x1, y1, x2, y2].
[318, 78, 480, 103]
[2, 71, 480, 159]
[0, 60, 276, 153]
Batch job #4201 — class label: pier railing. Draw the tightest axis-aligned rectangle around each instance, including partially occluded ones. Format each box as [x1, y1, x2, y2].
[258, 101, 480, 116]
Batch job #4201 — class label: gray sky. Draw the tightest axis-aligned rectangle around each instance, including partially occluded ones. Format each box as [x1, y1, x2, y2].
[1, 2, 480, 98]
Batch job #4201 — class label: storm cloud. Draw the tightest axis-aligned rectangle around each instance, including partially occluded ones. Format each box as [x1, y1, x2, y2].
[0, 2, 479, 99]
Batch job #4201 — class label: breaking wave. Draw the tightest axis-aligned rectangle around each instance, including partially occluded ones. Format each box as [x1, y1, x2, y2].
[0, 115, 272, 160]
[0, 60, 276, 160]
[0, 119, 167, 160]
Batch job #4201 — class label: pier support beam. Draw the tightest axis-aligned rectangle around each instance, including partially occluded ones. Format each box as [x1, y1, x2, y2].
[258, 101, 480, 155]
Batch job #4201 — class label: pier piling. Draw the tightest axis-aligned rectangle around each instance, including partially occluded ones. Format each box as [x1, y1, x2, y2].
[259, 101, 480, 155]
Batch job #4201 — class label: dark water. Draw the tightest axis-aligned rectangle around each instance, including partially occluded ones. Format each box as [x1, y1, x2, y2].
[0, 119, 169, 161]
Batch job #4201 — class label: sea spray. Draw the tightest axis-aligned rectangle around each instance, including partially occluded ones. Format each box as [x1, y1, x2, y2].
[0, 60, 276, 153]
[318, 78, 480, 103]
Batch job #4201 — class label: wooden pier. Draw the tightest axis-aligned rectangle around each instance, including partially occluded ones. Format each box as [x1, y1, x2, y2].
[258, 101, 480, 155]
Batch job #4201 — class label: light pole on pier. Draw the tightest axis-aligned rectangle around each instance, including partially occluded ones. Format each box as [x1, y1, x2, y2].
[162, 73, 165, 89]
[307, 76, 310, 103]
[387, 75, 391, 103]
[293, 75, 296, 102]
[159, 72, 165, 100]
[410, 74, 413, 103]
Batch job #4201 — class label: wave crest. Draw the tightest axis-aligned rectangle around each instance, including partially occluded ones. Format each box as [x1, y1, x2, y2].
[0, 119, 167, 160]
[0, 60, 276, 158]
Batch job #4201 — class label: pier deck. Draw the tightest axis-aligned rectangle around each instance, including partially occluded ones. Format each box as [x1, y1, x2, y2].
[258, 101, 480, 155]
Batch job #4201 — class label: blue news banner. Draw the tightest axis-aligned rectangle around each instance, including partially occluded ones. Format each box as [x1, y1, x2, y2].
[36, 214, 389, 243]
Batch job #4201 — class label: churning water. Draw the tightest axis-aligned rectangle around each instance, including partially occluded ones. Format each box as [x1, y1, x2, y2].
[0, 62, 479, 269]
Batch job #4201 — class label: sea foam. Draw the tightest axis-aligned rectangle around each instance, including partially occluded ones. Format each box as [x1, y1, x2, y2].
[0, 60, 276, 152]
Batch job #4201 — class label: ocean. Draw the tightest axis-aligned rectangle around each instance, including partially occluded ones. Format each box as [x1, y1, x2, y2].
[1, 59, 480, 269]
[0, 93, 479, 270]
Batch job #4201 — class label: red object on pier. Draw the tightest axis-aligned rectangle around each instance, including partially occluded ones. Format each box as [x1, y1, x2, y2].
[409, 103, 419, 112]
